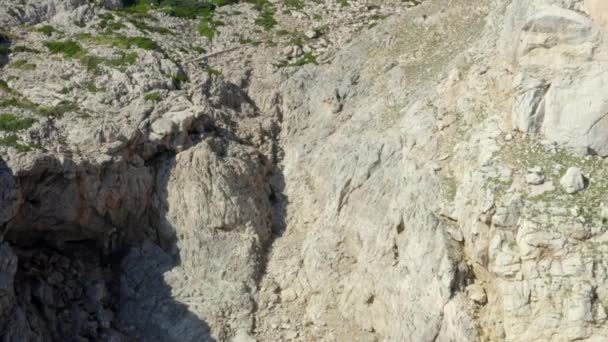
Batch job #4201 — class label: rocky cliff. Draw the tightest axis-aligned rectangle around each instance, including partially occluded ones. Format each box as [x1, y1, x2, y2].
[1, 0, 608, 341]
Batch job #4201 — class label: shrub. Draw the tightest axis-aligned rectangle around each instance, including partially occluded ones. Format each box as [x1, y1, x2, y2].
[0, 113, 35, 131]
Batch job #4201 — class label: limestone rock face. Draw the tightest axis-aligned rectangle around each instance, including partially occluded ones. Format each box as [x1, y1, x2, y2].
[585, 0, 608, 30]
[3, 0, 608, 341]
[509, 2, 608, 156]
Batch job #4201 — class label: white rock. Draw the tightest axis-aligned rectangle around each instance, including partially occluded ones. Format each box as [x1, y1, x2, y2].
[304, 29, 319, 39]
[525, 172, 545, 185]
[466, 284, 487, 305]
[560, 167, 586, 194]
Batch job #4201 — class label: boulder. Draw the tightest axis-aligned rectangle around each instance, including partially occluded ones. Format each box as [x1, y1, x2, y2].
[560, 167, 586, 194]
[543, 67, 608, 156]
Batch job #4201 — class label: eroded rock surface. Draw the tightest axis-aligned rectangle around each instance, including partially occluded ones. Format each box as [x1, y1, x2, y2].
[2, 0, 608, 341]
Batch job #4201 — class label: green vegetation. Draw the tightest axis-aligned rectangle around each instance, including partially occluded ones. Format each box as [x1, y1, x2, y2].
[292, 52, 317, 66]
[284, 0, 304, 10]
[172, 73, 188, 88]
[45, 34, 152, 72]
[12, 46, 40, 54]
[252, 0, 277, 31]
[107, 51, 139, 67]
[197, 14, 224, 39]
[144, 92, 162, 102]
[203, 66, 222, 75]
[38, 101, 79, 118]
[85, 81, 100, 93]
[46, 40, 86, 58]
[0, 134, 33, 152]
[499, 137, 608, 225]
[0, 113, 35, 132]
[11, 60, 36, 70]
[192, 46, 207, 54]
[126, 17, 172, 34]
[79, 33, 160, 51]
[0, 80, 9, 92]
[99, 12, 128, 32]
[239, 36, 262, 46]
[37, 25, 58, 36]
[0, 97, 38, 112]
[123, 0, 238, 18]
[80, 55, 105, 73]
[0, 91, 78, 119]
[0, 45, 9, 55]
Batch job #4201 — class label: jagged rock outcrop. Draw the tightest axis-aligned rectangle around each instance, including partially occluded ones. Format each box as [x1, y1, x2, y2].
[3, 0, 608, 341]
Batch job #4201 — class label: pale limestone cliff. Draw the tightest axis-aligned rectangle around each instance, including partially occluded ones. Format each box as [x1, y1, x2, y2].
[1, 0, 608, 341]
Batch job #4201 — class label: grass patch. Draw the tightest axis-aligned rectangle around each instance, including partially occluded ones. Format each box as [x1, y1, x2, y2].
[239, 36, 262, 46]
[197, 13, 224, 39]
[203, 66, 222, 75]
[277, 52, 318, 68]
[80, 33, 160, 51]
[123, 0, 238, 18]
[108, 51, 138, 67]
[11, 60, 36, 70]
[0, 134, 33, 152]
[38, 101, 79, 118]
[85, 81, 100, 93]
[252, 0, 277, 31]
[37, 25, 58, 36]
[12, 46, 40, 54]
[144, 92, 162, 102]
[80, 55, 105, 73]
[46, 40, 86, 58]
[0, 80, 9, 92]
[0, 113, 35, 132]
[172, 73, 188, 89]
[192, 46, 207, 54]
[127, 17, 172, 34]
[284, 0, 304, 10]
[0, 97, 38, 112]
[99, 13, 128, 32]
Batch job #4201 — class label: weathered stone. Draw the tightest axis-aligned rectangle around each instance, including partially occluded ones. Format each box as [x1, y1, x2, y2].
[560, 167, 586, 194]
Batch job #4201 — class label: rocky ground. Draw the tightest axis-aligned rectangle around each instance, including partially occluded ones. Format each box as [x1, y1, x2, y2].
[2, 0, 608, 341]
